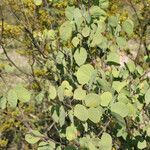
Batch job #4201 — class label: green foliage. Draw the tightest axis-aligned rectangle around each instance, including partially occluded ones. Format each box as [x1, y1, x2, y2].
[0, 0, 150, 149]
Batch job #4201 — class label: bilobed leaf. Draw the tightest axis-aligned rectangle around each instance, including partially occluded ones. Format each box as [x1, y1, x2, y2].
[145, 88, 150, 105]
[107, 52, 120, 64]
[25, 130, 42, 144]
[99, 132, 112, 150]
[74, 104, 88, 121]
[111, 102, 129, 118]
[49, 85, 57, 100]
[100, 92, 112, 107]
[112, 81, 127, 93]
[59, 21, 72, 42]
[88, 107, 102, 123]
[137, 140, 147, 149]
[76, 64, 94, 85]
[84, 93, 101, 107]
[74, 47, 87, 66]
[66, 125, 77, 141]
[73, 87, 86, 100]
[61, 80, 73, 97]
[15, 85, 31, 103]
[82, 26, 90, 37]
[7, 89, 18, 108]
[34, 0, 42, 6]
[122, 18, 134, 35]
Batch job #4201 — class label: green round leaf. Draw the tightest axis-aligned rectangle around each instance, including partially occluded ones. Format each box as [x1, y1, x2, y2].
[122, 18, 134, 35]
[73, 87, 86, 100]
[76, 64, 94, 85]
[99, 132, 112, 150]
[90, 6, 106, 18]
[84, 93, 101, 107]
[66, 125, 77, 141]
[49, 85, 57, 100]
[74, 104, 88, 121]
[15, 85, 31, 103]
[59, 21, 73, 42]
[116, 36, 127, 48]
[74, 47, 87, 66]
[100, 92, 112, 107]
[88, 107, 102, 123]
[111, 102, 129, 118]
[25, 130, 42, 144]
[108, 15, 118, 27]
[72, 37, 80, 47]
[82, 26, 90, 37]
[137, 140, 147, 149]
[112, 81, 127, 93]
[107, 52, 120, 64]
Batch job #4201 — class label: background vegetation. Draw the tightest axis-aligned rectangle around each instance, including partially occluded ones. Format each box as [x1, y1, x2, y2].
[0, 0, 150, 149]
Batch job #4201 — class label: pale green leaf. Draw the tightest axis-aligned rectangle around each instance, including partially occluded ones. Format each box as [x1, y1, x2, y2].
[76, 64, 94, 85]
[99, 132, 112, 150]
[66, 125, 77, 141]
[65, 6, 75, 21]
[122, 19, 134, 35]
[15, 85, 31, 103]
[0, 97, 7, 109]
[112, 81, 127, 93]
[74, 104, 88, 121]
[7, 89, 18, 108]
[90, 6, 106, 18]
[82, 26, 90, 37]
[88, 107, 102, 123]
[100, 92, 112, 107]
[59, 21, 72, 42]
[107, 52, 120, 64]
[111, 102, 128, 118]
[73, 87, 86, 100]
[126, 59, 135, 73]
[108, 15, 118, 27]
[74, 47, 87, 66]
[25, 130, 42, 144]
[34, 0, 42, 6]
[145, 88, 150, 105]
[73, 8, 84, 28]
[59, 106, 66, 127]
[137, 140, 147, 149]
[49, 85, 57, 100]
[84, 93, 101, 107]
[72, 37, 80, 47]
[99, 0, 109, 9]
[116, 37, 127, 48]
